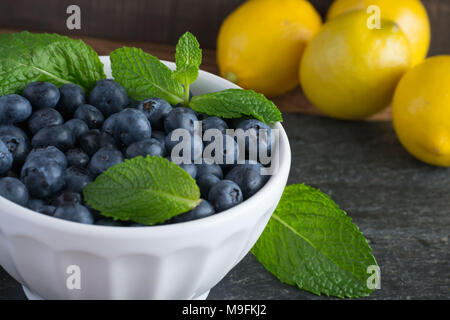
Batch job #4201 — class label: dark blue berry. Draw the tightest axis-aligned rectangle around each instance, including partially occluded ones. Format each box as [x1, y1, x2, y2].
[125, 138, 165, 159]
[57, 84, 86, 118]
[20, 156, 64, 198]
[151, 130, 165, 146]
[171, 200, 215, 223]
[22, 82, 60, 109]
[164, 107, 198, 134]
[0, 94, 32, 124]
[137, 98, 172, 130]
[0, 177, 29, 206]
[27, 198, 56, 215]
[64, 119, 89, 141]
[88, 79, 129, 117]
[65, 148, 89, 168]
[74, 104, 104, 129]
[0, 129, 30, 165]
[28, 108, 64, 135]
[196, 162, 223, 179]
[225, 163, 269, 199]
[88, 147, 123, 177]
[52, 191, 82, 206]
[0, 140, 13, 175]
[0, 125, 29, 141]
[95, 218, 123, 226]
[102, 113, 119, 136]
[79, 129, 116, 157]
[208, 180, 243, 212]
[64, 166, 92, 193]
[53, 203, 94, 224]
[32, 125, 74, 151]
[235, 119, 272, 160]
[114, 108, 152, 146]
[196, 174, 221, 198]
[204, 134, 239, 167]
[202, 116, 229, 134]
[26, 146, 67, 170]
[176, 162, 197, 179]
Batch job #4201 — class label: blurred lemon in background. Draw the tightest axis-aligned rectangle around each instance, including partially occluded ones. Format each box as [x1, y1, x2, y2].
[327, 0, 430, 67]
[300, 10, 411, 120]
[217, 0, 322, 96]
[392, 56, 450, 167]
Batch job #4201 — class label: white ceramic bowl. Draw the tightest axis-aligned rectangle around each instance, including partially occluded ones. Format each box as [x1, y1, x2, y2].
[0, 57, 291, 300]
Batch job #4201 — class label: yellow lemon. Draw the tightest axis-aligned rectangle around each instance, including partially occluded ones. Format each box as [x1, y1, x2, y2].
[327, 0, 430, 67]
[217, 0, 322, 97]
[392, 56, 450, 167]
[300, 10, 411, 120]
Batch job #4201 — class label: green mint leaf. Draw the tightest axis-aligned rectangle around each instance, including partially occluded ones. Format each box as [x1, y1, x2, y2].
[189, 89, 283, 125]
[83, 156, 201, 225]
[252, 184, 378, 298]
[0, 31, 106, 95]
[110, 47, 184, 105]
[173, 32, 202, 88]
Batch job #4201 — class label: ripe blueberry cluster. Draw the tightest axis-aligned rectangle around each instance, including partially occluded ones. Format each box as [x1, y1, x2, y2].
[0, 80, 272, 226]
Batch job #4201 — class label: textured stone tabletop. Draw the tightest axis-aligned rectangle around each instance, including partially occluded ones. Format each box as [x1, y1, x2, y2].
[1, 113, 449, 300]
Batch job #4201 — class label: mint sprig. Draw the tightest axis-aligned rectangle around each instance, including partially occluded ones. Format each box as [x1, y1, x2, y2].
[110, 47, 184, 105]
[251, 184, 378, 298]
[0, 31, 106, 95]
[83, 156, 201, 225]
[109, 33, 282, 124]
[173, 32, 202, 105]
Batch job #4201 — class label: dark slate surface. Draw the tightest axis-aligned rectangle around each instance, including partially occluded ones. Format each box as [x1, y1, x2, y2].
[1, 113, 449, 300]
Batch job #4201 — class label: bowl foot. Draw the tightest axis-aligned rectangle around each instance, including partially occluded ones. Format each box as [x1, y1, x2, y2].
[22, 285, 44, 300]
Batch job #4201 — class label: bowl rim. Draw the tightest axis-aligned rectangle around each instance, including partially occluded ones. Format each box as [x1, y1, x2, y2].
[0, 58, 291, 237]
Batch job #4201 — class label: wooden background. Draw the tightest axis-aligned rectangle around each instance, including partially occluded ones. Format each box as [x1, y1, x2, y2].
[0, 0, 449, 119]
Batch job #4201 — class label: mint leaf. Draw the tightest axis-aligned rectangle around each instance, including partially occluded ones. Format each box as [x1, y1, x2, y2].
[252, 184, 378, 298]
[189, 89, 283, 125]
[110, 47, 184, 105]
[83, 156, 201, 225]
[0, 31, 105, 95]
[173, 32, 202, 102]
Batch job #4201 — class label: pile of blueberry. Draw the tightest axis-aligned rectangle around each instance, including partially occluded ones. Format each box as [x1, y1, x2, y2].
[0, 80, 271, 226]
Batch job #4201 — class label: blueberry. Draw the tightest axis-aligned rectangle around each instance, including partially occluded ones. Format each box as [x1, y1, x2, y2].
[0, 125, 29, 141]
[21, 156, 65, 198]
[53, 203, 94, 224]
[64, 119, 89, 141]
[27, 199, 55, 216]
[165, 131, 203, 161]
[0, 94, 32, 124]
[95, 218, 122, 227]
[196, 174, 221, 198]
[0, 130, 30, 165]
[64, 166, 92, 193]
[137, 98, 172, 130]
[22, 82, 60, 109]
[28, 108, 64, 135]
[0, 177, 29, 206]
[0, 140, 13, 175]
[57, 83, 86, 118]
[32, 125, 74, 151]
[202, 116, 229, 134]
[74, 104, 104, 129]
[89, 79, 129, 117]
[196, 162, 223, 179]
[208, 180, 243, 212]
[52, 191, 82, 206]
[26, 146, 68, 170]
[125, 138, 165, 159]
[204, 133, 239, 167]
[151, 130, 166, 146]
[235, 119, 272, 160]
[102, 113, 119, 136]
[65, 148, 89, 168]
[174, 162, 197, 178]
[171, 200, 215, 223]
[225, 163, 269, 199]
[114, 108, 152, 146]
[164, 107, 198, 134]
[79, 129, 117, 157]
[88, 147, 123, 177]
